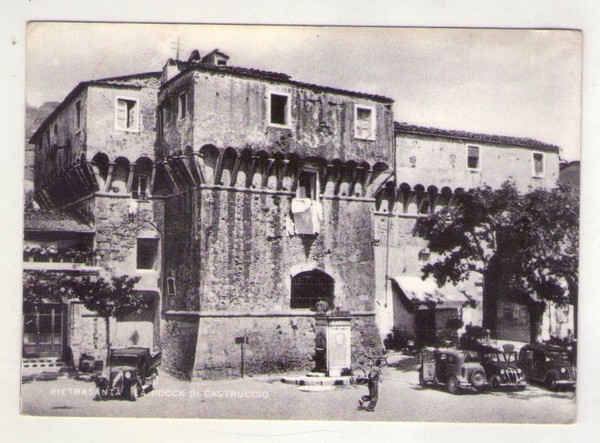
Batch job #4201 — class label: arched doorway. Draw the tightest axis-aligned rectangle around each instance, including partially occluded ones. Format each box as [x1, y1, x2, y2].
[290, 270, 334, 310]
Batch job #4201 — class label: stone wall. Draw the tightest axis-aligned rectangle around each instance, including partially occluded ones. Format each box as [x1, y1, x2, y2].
[396, 133, 560, 192]
[159, 71, 393, 164]
[34, 89, 87, 188]
[161, 186, 383, 378]
[87, 81, 159, 161]
[160, 315, 200, 380]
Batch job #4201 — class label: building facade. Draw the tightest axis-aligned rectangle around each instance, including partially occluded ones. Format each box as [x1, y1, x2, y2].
[374, 123, 566, 344]
[24, 49, 574, 378]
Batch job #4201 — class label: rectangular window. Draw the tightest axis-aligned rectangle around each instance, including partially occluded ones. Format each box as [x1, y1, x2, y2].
[75, 100, 81, 128]
[136, 238, 158, 270]
[132, 174, 149, 200]
[115, 98, 139, 131]
[532, 152, 545, 177]
[268, 92, 291, 127]
[297, 170, 317, 200]
[178, 92, 187, 120]
[354, 105, 376, 140]
[467, 145, 480, 170]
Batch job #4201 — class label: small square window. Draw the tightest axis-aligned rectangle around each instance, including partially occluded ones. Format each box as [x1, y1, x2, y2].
[115, 98, 139, 131]
[178, 92, 187, 120]
[532, 152, 545, 177]
[137, 238, 158, 270]
[467, 145, 480, 170]
[297, 170, 317, 200]
[268, 92, 291, 127]
[354, 105, 376, 140]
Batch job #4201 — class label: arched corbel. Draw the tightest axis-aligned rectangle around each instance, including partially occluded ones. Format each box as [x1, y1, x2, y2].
[333, 164, 346, 196]
[104, 161, 116, 192]
[213, 150, 225, 186]
[228, 155, 242, 187]
[160, 161, 181, 194]
[126, 163, 136, 193]
[321, 163, 336, 194]
[349, 165, 364, 197]
[246, 154, 259, 188]
[261, 158, 276, 189]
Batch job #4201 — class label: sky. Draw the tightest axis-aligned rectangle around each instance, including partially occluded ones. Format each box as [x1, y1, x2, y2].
[26, 23, 582, 161]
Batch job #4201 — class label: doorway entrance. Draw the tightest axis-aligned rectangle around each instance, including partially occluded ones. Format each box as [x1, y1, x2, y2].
[23, 303, 66, 358]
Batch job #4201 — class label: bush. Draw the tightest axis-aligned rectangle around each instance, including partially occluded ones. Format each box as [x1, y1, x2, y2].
[384, 328, 415, 351]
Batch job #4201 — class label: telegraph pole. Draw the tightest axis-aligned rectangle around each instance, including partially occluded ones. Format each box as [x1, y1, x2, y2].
[171, 37, 182, 61]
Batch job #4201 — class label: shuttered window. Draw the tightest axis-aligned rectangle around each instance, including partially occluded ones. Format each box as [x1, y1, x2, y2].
[115, 98, 138, 131]
[354, 105, 375, 140]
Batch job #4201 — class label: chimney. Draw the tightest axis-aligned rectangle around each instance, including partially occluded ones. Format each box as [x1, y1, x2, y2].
[201, 49, 230, 67]
[161, 58, 181, 84]
[188, 49, 201, 63]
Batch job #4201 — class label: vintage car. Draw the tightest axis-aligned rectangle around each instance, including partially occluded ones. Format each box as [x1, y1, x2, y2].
[479, 344, 527, 390]
[419, 349, 487, 394]
[95, 347, 161, 401]
[518, 343, 576, 390]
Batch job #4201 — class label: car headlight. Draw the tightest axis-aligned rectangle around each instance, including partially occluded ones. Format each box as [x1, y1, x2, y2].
[560, 368, 566, 374]
[517, 368, 522, 375]
[124, 371, 131, 379]
[500, 369, 505, 375]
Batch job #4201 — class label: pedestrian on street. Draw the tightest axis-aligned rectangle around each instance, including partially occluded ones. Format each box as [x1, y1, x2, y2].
[358, 358, 382, 412]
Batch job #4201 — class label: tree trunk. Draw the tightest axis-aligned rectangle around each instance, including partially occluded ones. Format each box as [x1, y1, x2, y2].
[529, 301, 546, 343]
[105, 316, 111, 363]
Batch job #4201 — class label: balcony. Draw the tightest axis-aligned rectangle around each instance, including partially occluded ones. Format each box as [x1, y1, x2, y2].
[23, 245, 100, 273]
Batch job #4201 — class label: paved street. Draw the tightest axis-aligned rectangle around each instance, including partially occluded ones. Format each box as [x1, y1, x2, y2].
[21, 356, 575, 423]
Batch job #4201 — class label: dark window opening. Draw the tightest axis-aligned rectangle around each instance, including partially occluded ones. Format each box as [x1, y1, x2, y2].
[166, 277, 176, 296]
[270, 94, 288, 125]
[76, 101, 81, 128]
[137, 238, 158, 270]
[533, 153, 544, 176]
[297, 170, 317, 200]
[217, 60, 227, 66]
[132, 174, 149, 200]
[467, 146, 480, 169]
[178, 92, 187, 120]
[291, 270, 334, 310]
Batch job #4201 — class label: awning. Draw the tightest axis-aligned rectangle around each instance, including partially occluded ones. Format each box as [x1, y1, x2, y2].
[390, 275, 472, 309]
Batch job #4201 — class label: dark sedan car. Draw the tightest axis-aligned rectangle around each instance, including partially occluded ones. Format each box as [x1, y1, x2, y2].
[419, 349, 487, 394]
[480, 344, 527, 390]
[518, 344, 576, 390]
[95, 347, 161, 401]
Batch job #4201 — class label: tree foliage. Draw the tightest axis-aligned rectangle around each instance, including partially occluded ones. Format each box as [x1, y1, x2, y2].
[23, 272, 145, 318]
[414, 182, 579, 308]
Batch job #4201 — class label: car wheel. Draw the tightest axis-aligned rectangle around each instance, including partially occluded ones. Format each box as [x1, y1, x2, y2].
[129, 383, 139, 401]
[490, 375, 502, 391]
[545, 374, 559, 391]
[470, 370, 486, 391]
[96, 388, 108, 401]
[419, 369, 426, 387]
[447, 376, 460, 395]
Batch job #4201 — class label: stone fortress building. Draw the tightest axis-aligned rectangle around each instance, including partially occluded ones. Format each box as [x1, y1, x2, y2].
[24, 48, 573, 379]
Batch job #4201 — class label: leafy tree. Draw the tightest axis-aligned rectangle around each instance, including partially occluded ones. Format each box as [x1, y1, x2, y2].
[23, 272, 144, 359]
[414, 182, 579, 342]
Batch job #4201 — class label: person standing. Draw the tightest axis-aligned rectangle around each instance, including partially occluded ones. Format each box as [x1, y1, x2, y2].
[358, 359, 382, 412]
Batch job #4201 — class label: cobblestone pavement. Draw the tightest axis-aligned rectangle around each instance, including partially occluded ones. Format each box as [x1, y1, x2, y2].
[21, 355, 575, 423]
